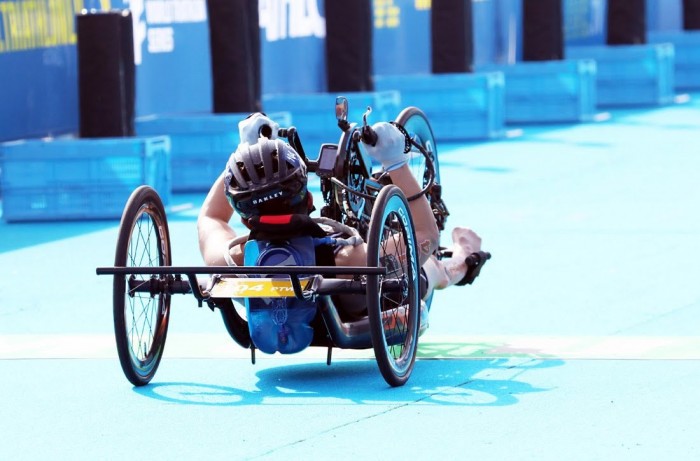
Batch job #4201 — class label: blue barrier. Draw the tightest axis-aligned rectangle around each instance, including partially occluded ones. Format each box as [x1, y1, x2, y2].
[649, 31, 700, 90]
[374, 73, 505, 141]
[479, 59, 598, 124]
[0, 136, 171, 222]
[567, 43, 676, 107]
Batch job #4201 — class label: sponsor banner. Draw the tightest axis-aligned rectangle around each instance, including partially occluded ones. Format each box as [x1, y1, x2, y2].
[209, 277, 315, 298]
[0, 0, 211, 141]
[259, 0, 326, 94]
[117, 0, 211, 115]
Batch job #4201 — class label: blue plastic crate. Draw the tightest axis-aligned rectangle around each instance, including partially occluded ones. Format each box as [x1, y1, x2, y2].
[136, 112, 292, 192]
[0, 136, 170, 222]
[373, 72, 505, 141]
[479, 59, 597, 124]
[263, 92, 401, 154]
[649, 31, 700, 90]
[567, 43, 675, 107]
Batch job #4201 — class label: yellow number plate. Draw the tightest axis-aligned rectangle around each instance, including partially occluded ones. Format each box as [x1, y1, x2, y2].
[209, 277, 314, 298]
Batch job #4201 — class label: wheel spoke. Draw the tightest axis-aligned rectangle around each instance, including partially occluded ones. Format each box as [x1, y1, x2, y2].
[114, 188, 171, 385]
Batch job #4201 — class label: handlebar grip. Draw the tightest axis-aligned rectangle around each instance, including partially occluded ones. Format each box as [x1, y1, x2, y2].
[457, 251, 491, 286]
[362, 125, 378, 147]
[259, 124, 273, 139]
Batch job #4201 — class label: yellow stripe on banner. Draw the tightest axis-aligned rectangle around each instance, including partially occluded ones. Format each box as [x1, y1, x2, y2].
[1, 334, 700, 360]
[209, 277, 314, 298]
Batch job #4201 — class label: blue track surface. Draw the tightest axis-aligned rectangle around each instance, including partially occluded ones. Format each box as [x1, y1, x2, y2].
[1, 98, 699, 460]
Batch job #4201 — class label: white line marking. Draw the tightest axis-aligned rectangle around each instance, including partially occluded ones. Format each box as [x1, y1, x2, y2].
[1, 334, 699, 360]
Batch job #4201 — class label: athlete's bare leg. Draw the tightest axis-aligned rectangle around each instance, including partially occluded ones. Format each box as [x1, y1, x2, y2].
[422, 227, 482, 293]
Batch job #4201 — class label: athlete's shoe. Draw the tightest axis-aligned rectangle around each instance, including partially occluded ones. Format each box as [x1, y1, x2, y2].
[419, 300, 429, 335]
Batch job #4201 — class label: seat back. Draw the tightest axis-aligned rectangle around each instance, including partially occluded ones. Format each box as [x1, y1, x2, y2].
[243, 215, 325, 354]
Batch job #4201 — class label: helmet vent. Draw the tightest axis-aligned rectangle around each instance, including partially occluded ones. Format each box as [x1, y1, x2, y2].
[254, 162, 265, 179]
[271, 149, 279, 174]
[237, 161, 251, 183]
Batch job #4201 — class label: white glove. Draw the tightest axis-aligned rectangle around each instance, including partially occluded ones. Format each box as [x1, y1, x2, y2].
[363, 122, 408, 172]
[238, 113, 279, 145]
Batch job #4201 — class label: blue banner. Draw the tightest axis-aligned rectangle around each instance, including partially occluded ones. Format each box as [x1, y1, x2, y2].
[371, 0, 518, 72]
[647, 0, 682, 32]
[0, 0, 211, 142]
[1, 0, 641, 142]
[372, 0, 430, 76]
[113, 0, 211, 115]
[259, 0, 326, 94]
[0, 0, 101, 141]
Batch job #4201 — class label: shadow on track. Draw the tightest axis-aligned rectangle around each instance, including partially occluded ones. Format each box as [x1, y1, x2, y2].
[133, 357, 562, 407]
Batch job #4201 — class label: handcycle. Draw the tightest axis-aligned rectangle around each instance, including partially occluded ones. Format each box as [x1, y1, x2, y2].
[96, 97, 490, 387]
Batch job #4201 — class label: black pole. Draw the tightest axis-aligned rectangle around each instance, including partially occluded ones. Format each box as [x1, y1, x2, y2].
[325, 0, 374, 92]
[683, 0, 700, 30]
[431, 0, 474, 73]
[522, 0, 564, 61]
[206, 0, 261, 113]
[606, 0, 647, 45]
[77, 11, 135, 138]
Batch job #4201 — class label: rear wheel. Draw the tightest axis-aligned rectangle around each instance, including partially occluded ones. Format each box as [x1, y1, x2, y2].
[366, 185, 420, 387]
[113, 186, 171, 386]
[395, 107, 442, 310]
[395, 106, 440, 206]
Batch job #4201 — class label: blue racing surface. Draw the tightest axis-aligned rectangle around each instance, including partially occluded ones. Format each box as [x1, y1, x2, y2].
[1, 97, 699, 460]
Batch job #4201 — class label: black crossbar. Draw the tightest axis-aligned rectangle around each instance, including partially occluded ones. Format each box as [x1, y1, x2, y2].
[96, 265, 387, 276]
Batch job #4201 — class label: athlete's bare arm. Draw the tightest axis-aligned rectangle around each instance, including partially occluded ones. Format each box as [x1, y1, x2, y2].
[197, 172, 245, 266]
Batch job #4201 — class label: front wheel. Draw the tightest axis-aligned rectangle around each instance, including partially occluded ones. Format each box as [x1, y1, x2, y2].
[366, 185, 421, 387]
[113, 186, 171, 386]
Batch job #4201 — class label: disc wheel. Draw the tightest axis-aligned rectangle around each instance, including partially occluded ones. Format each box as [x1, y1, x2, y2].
[366, 185, 421, 387]
[113, 186, 171, 386]
[395, 107, 441, 310]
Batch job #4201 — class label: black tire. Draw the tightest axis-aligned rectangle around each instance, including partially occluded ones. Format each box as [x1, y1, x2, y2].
[395, 106, 440, 310]
[395, 106, 440, 201]
[366, 185, 421, 387]
[113, 186, 171, 386]
[342, 129, 371, 237]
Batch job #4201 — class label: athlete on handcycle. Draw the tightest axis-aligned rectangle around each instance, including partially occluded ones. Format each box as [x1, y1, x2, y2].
[197, 113, 484, 321]
[98, 107, 489, 388]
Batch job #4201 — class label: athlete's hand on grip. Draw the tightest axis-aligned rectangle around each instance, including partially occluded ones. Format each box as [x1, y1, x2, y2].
[362, 122, 408, 172]
[238, 113, 279, 145]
